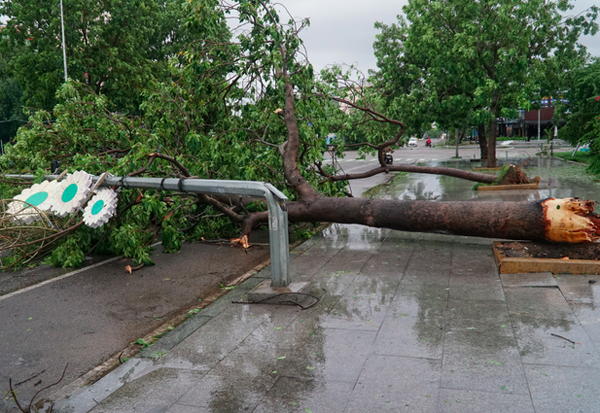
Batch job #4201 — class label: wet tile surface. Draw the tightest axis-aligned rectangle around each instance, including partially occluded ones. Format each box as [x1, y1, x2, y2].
[88, 368, 205, 413]
[345, 355, 441, 412]
[524, 364, 600, 413]
[253, 377, 354, 413]
[68, 224, 600, 413]
[436, 389, 535, 412]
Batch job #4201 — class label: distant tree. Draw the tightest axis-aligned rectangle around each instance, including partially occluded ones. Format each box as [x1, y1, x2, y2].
[556, 58, 600, 171]
[373, 0, 599, 167]
[0, 34, 27, 143]
[0, 0, 195, 113]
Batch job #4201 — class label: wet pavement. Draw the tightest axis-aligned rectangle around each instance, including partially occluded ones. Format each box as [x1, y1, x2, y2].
[48, 156, 600, 413]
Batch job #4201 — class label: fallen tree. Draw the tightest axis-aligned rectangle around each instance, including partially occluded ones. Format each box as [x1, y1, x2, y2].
[0, 0, 596, 269]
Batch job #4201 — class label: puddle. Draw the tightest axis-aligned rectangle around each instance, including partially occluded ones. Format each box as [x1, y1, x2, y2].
[383, 156, 600, 202]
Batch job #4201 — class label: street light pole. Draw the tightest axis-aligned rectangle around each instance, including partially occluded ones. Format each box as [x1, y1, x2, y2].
[537, 108, 541, 141]
[60, 0, 68, 82]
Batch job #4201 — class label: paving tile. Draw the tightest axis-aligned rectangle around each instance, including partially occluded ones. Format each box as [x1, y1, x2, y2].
[360, 241, 415, 276]
[556, 275, 600, 307]
[445, 299, 510, 326]
[159, 305, 266, 371]
[447, 276, 506, 301]
[569, 302, 600, 348]
[403, 243, 453, 281]
[280, 328, 378, 383]
[524, 364, 600, 413]
[176, 371, 273, 412]
[166, 405, 210, 413]
[510, 313, 600, 367]
[88, 368, 204, 413]
[344, 355, 441, 413]
[504, 287, 576, 321]
[436, 388, 535, 412]
[310, 268, 360, 299]
[344, 273, 402, 299]
[287, 242, 348, 280]
[500, 272, 557, 288]
[450, 245, 497, 277]
[320, 293, 393, 330]
[372, 283, 447, 359]
[238, 307, 321, 351]
[373, 310, 445, 360]
[253, 377, 354, 413]
[441, 322, 529, 396]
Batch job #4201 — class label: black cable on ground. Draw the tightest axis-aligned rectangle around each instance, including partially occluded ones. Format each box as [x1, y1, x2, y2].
[232, 289, 326, 310]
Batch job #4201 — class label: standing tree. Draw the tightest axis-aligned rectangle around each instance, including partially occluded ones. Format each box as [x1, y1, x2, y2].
[372, 0, 599, 167]
[555, 58, 600, 172]
[0, 0, 196, 113]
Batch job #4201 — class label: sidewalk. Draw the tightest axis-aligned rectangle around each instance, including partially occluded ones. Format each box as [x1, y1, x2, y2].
[50, 225, 600, 413]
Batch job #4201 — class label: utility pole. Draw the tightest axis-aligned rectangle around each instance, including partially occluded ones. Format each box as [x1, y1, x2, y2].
[60, 0, 68, 82]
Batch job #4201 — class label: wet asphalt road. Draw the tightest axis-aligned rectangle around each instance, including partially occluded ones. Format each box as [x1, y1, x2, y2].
[0, 239, 271, 410]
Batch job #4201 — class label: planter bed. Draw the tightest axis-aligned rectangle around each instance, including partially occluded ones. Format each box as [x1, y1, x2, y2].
[492, 241, 600, 275]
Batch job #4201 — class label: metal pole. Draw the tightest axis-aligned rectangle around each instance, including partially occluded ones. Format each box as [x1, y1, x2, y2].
[60, 0, 68, 82]
[552, 125, 557, 157]
[538, 108, 542, 141]
[7, 175, 291, 286]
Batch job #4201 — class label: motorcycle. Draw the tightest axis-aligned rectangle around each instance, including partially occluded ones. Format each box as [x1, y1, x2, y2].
[384, 152, 393, 165]
[426, 139, 432, 147]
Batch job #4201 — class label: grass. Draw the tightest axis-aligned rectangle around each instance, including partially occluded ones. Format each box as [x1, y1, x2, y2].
[362, 172, 409, 198]
[552, 151, 595, 165]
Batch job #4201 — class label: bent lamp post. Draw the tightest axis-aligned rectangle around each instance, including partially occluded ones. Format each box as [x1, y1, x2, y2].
[7, 175, 293, 291]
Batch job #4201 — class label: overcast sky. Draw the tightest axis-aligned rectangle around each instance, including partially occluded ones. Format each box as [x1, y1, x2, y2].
[283, 0, 600, 74]
[2, 0, 598, 74]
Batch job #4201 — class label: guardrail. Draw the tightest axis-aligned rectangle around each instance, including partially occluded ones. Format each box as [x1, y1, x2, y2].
[6, 174, 291, 287]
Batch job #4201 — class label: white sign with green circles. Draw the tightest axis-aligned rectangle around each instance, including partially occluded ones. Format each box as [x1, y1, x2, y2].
[6, 180, 59, 224]
[51, 171, 94, 217]
[83, 188, 118, 228]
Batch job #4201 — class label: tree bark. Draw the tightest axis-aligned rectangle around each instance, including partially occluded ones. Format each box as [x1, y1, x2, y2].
[322, 164, 497, 184]
[242, 198, 600, 244]
[487, 116, 498, 168]
[478, 123, 488, 160]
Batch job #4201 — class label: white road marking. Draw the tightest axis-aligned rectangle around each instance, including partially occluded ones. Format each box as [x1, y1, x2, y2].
[0, 255, 124, 302]
[0, 241, 163, 302]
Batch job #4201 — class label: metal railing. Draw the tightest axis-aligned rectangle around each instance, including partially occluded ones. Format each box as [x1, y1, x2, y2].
[6, 174, 291, 287]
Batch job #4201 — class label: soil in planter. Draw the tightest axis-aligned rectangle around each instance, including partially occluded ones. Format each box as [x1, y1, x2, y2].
[497, 241, 600, 260]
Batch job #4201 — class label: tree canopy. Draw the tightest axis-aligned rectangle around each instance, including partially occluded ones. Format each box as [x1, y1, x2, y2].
[555, 58, 600, 172]
[0, 0, 195, 113]
[372, 0, 599, 166]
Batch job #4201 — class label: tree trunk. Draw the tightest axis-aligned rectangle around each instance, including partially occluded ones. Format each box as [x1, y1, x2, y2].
[487, 117, 498, 168]
[326, 164, 498, 184]
[243, 198, 600, 244]
[478, 123, 487, 160]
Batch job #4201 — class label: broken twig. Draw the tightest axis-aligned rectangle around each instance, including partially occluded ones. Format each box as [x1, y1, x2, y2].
[551, 333, 576, 345]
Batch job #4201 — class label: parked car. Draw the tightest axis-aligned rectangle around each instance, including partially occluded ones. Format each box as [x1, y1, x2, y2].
[408, 137, 418, 147]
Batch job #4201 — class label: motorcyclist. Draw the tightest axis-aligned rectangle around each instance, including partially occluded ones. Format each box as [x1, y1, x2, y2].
[383, 145, 394, 165]
[426, 137, 432, 147]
